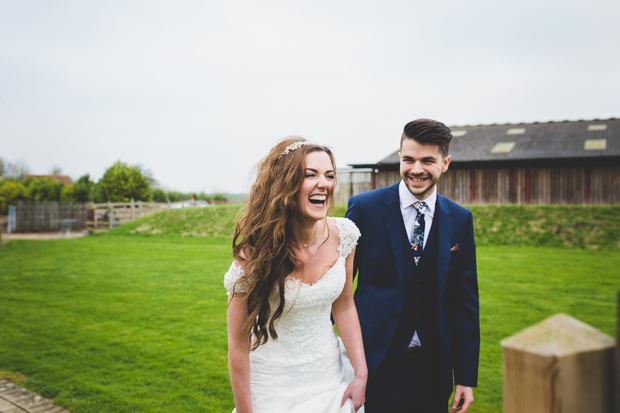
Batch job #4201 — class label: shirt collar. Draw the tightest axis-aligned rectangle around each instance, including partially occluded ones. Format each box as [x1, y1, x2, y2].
[399, 179, 437, 213]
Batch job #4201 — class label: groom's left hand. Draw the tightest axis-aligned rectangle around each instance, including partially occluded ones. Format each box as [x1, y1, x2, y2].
[450, 385, 474, 412]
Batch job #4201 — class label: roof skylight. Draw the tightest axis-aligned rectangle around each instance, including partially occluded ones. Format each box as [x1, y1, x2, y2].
[451, 130, 467, 137]
[491, 142, 516, 153]
[506, 128, 525, 135]
[584, 139, 607, 150]
[587, 124, 607, 131]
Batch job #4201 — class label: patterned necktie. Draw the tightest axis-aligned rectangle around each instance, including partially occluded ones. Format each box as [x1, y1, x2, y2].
[411, 201, 427, 266]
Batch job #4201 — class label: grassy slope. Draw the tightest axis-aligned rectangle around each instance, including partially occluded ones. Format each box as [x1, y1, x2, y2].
[114, 205, 242, 238]
[120, 204, 620, 249]
[1, 205, 620, 412]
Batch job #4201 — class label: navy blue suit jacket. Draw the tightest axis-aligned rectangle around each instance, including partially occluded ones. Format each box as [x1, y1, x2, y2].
[346, 182, 480, 396]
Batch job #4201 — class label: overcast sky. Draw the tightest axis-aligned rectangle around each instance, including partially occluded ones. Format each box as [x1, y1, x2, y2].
[1, 0, 619, 193]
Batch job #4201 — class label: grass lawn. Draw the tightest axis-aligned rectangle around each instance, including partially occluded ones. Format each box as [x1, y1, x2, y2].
[1, 232, 619, 412]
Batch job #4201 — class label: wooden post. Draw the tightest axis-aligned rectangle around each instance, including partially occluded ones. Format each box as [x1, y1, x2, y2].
[108, 202, 113, 230]
[525, 167, 531, 205]
[371, 169, 376, 191]
[501, 313, 615, 413]
[470, 167, 476, 204]
[585, 167, 591, 205]
[131, 198, 136, 220]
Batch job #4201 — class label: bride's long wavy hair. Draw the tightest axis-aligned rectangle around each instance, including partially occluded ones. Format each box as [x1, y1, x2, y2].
[232, 137, 336, 350]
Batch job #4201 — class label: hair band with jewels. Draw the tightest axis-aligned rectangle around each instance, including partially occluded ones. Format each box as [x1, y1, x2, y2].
[279, 141, 315, 158]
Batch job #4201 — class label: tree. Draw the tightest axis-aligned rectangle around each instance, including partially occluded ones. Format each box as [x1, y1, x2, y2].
[2, 159, 30, 178]
[92, 182, 106, 203]
[61, 174, 94, 202]
[99, 161, 151, 202]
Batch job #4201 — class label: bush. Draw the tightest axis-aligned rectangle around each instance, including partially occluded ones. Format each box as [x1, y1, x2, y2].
[167, 191, 190, 202]
[152, 188, 168, 203]
[25, 177, 65, 202]
[0, 180, 27, 213]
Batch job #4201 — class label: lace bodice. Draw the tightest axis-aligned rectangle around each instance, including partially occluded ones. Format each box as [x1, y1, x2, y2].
[224, 217, 360, 297]
[224, 218, 361, 412]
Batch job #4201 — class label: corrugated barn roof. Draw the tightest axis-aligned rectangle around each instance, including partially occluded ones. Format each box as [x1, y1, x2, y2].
[372, 118, 620, 165]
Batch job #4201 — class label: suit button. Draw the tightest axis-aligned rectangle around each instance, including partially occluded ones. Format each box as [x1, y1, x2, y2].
[393, 310, 399, 318]
[407, 330, 413, 335]
[382, 341, 389, 349]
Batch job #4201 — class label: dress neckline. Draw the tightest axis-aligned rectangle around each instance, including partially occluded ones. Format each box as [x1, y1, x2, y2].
[288, 217, 344, 287]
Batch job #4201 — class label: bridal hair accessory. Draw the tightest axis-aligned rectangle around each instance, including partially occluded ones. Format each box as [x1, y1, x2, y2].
[279, 141, 314, 158]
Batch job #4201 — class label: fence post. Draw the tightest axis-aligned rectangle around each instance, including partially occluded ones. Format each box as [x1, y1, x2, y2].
[131, 198, 136, 220]
[501, 313, 615, 413]
[108, 202, 113, 230]
[8, 206, 16, 233]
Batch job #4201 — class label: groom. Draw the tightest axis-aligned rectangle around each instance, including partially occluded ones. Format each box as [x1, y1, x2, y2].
[346, 119, 479, 412]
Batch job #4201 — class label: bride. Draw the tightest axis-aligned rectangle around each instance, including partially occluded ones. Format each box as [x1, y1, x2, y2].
[225, 138, 367, 412]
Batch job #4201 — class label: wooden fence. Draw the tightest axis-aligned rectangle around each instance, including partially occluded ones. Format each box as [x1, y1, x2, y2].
[90, 200, 170, 228]
[14, 202, 87, 232]
[334, 169, 374, 205]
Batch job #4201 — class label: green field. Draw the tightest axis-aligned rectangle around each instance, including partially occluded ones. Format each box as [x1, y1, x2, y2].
[1, 206, 619, 412]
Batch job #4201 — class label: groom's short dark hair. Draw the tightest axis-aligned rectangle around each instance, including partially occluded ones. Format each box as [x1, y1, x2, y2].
[401, 119, 452, 158]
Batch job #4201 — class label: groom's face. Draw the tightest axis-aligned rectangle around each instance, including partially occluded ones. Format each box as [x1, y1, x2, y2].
[399, 138, 451, 200]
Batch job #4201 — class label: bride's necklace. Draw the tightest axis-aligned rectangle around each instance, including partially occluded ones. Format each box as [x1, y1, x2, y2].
[290, 219, 324, 248]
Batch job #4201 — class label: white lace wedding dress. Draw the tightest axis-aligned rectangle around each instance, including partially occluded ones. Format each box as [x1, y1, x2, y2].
[224, 217, 364, 413]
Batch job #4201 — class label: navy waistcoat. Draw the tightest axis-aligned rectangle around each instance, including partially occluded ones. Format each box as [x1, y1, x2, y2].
[387, 212, 440, 361]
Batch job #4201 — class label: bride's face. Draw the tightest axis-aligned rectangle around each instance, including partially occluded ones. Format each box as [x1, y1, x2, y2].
[295, 151, 335, 222]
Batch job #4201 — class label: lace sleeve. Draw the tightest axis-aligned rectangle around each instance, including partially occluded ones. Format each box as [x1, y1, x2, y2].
[224, 261, 246, 296]
[335, 217, 361, 258]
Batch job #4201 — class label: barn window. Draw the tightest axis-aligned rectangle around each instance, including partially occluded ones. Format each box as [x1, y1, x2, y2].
[506, 128, 525, 135]
[587, 124, 607, 131]
[584, 139, 607, 150]
[491, 142, 516, 153]
[452, 130, 467, 137]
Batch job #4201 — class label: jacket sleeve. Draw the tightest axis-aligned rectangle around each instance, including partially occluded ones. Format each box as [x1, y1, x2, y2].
[345, 196, 363, 282]
[451, 210, 480, 387]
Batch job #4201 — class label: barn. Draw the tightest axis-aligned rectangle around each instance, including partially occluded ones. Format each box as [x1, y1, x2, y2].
[344, 118, 620, 205]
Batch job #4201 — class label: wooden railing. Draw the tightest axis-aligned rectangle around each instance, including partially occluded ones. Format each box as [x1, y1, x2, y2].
[90, 200, 170, 229]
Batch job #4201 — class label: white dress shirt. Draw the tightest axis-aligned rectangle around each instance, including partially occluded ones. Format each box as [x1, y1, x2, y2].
[398, 180, 437, 348]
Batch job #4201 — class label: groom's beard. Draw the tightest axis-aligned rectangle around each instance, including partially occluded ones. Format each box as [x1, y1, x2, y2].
[402, 172, 439, 200]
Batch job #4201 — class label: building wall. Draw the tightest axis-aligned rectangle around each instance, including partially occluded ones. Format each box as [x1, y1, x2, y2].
[370, 165, 620, 205]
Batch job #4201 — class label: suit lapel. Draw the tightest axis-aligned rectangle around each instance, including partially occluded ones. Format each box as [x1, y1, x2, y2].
[381, 183, 406, 288]
[435, 194, 452, 302]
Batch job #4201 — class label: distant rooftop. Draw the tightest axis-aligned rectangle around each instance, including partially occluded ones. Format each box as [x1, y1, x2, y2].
[27, 174, 74, 185]
[356, 118, 619, 167]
